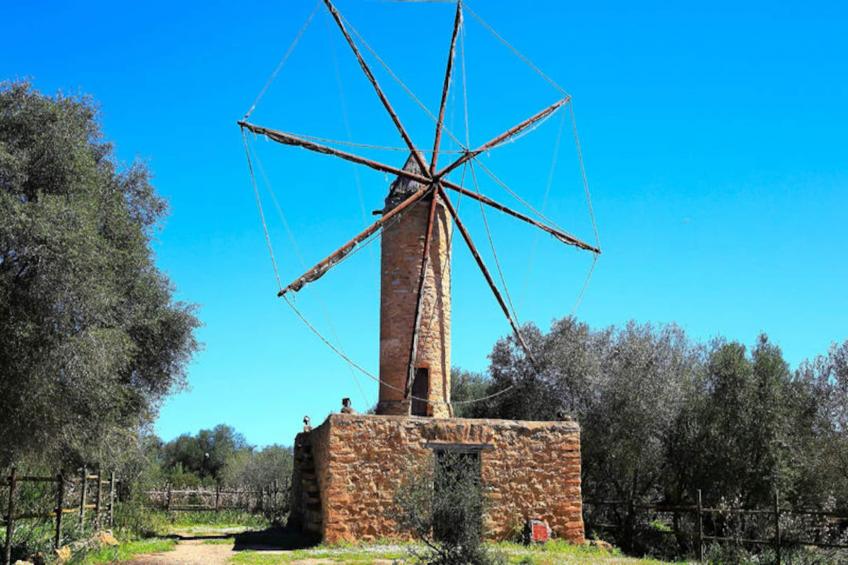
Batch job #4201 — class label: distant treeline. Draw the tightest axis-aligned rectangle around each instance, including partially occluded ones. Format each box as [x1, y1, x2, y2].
[147, 424, 293, 491]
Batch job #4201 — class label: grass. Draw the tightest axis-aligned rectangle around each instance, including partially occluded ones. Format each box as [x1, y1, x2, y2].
[140, 509, 269, 537]
[69, 538, 176, 564]
[226, 540, 689, 564]
[203, 536, 238, 545]
[228, 544, 408, 564]
[496, 540, 688, 564]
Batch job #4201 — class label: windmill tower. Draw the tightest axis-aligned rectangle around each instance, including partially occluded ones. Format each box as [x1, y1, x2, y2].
[239, 0, 598, 544]
[378, 155, 453, 417]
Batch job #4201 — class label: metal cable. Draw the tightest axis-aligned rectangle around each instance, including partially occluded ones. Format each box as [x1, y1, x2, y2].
[463, 2, 569, 97]
[243, 0, 322, 120]
[568, 101, 601, 250]
[251, 146, 371, 407]
[242, 130, 283, 290]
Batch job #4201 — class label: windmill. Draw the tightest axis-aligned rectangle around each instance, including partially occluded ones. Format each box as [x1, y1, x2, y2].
[239, 0, 601, 418]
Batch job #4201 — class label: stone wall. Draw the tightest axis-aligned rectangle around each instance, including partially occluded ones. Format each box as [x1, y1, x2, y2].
[297, 413, 584, 544]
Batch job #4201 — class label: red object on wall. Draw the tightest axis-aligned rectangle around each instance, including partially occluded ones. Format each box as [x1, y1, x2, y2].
[527, 519, 551, 543]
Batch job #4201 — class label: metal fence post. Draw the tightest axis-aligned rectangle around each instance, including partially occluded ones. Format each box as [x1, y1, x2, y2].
[4, 466, 17, 565]
[54, 472, 64, 550]
[108, 472, 115, 528]
[78, 467, 88, 529]
[696, 489, 704, 562]
[93, 467, 102, 530]
[774, 489, 782, 565]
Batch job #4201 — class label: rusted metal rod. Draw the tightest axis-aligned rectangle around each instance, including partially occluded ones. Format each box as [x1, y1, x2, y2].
[322, 0, 430, 176]
[78, 467, 87, 528]
[108, 472, 115, 528]
[437, 186, 537, 367]
[437, 96, 570, 179]
[405, 190, 441, 398]
[5, 466, 16, 565]
[238, 122, 431, 187]
[430, 0, 463, 175]
[94, 468, 102, 529]
[278, 186, 435, 296]
[54, 472, 64, 549]
[440, 177, 600, 253]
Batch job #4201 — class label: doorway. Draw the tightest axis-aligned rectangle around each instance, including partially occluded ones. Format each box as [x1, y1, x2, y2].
[411, 367, 429, 416]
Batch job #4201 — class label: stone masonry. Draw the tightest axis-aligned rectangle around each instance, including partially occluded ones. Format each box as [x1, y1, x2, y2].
[290, 413, 584, 544]
[378, 154, 452, 418]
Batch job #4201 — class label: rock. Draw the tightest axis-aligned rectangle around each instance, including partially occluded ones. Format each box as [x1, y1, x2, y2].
[96, 530, 119, 546]
[589, 539, 614, 552]
[54, 546, 72, 562]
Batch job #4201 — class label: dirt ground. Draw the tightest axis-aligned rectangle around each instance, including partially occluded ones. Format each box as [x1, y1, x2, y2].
[126, 538, 247, 565]
[125, 536, 399, 565]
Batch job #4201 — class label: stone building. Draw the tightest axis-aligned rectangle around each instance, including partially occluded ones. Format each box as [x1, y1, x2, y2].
[288, 156, 585, 544]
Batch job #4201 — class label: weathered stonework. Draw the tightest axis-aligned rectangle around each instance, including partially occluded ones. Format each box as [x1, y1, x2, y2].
[290, 413, 584, 544]
[378, 155, 452, 418]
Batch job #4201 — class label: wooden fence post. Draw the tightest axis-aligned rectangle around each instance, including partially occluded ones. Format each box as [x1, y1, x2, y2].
[166, 484, 172, 512]
[108, 472, 115, 528]
[774, 489, 782, 565]
[4, 466, 17, 565]
[94, 468, 102, 530]
[273, 479, 278, 509]
[214, 483, 220, 513]
[696, 489, 704, 562]
[78, 467, 87, 529]
[54, 472, 65, 550]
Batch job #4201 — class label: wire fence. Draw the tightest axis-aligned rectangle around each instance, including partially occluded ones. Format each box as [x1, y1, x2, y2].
[142, 480, 289, 514]
[584, 489, 848, 563]
[1, 466, 117, 565]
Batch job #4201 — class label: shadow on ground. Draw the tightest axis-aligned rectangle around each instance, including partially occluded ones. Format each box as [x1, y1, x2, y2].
[232, 526, 321, 551]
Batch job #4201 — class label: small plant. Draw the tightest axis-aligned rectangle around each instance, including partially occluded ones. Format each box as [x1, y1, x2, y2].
[392, 450, 504, 565]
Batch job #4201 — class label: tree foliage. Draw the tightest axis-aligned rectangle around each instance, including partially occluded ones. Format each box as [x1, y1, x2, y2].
[160, 424, 248, 482]
[0, 82, 200, 467]
[453, 317, 848, 556]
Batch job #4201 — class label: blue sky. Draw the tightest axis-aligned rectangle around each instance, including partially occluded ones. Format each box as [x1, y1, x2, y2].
[3, 0, 846, 447]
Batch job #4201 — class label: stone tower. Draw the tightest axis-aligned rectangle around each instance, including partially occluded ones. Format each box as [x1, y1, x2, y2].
[377, 155, 452, 418]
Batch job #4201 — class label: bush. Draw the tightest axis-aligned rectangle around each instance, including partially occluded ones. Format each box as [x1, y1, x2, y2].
[392, 451, 504, 565]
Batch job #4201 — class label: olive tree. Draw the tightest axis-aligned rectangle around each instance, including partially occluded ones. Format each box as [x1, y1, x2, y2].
[0, 82, 200, 467]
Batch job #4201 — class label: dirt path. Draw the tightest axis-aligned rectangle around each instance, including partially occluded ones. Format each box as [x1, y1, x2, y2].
[126, 539, 247, 565]
[125, 538, 400, 565]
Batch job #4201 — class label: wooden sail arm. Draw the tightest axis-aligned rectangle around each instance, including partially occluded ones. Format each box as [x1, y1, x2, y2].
[436, 96, 570, 179]
[322, 0, 430, 176]
[277, 185, 436, 297]
[238, 121, 432, 187]
[430, 0, 463, 175]
[437, 186, 539, 368]
[439, 178, 601, 254]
